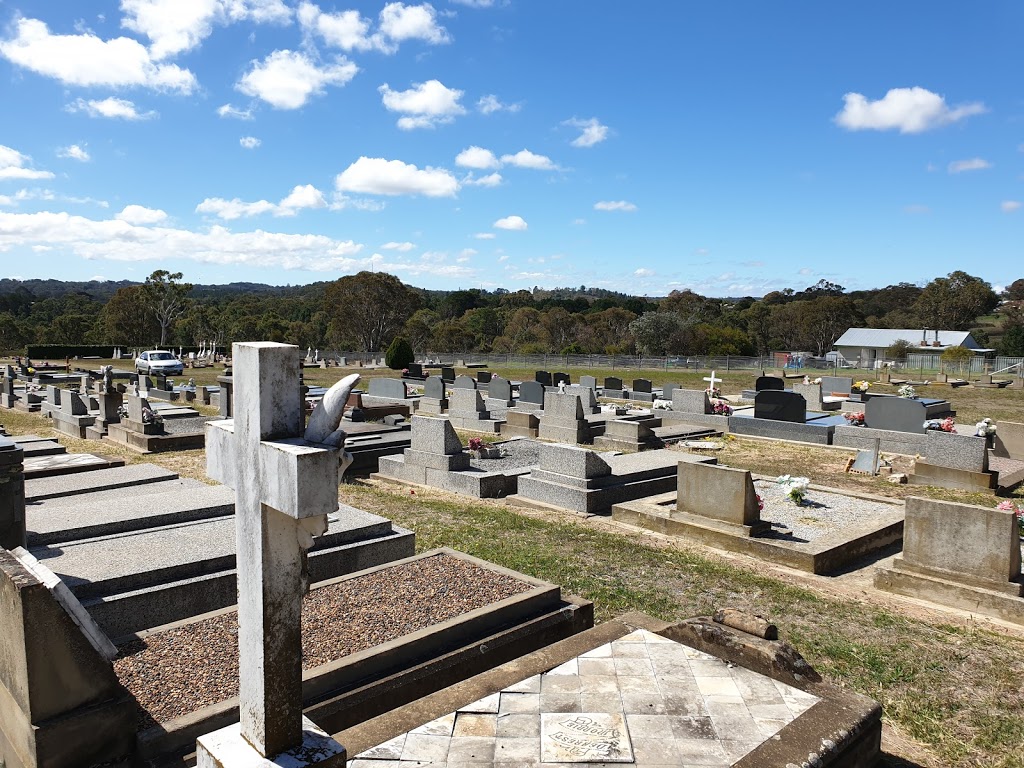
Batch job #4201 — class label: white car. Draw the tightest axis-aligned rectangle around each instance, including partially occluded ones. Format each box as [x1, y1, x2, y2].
[136, 350, 184, 377]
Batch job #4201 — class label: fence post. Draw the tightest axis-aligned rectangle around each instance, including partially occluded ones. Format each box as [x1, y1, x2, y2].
[726, 355, 730, 371]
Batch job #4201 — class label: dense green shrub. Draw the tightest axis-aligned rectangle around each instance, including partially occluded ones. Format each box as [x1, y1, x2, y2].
[385, 336, 415, 369]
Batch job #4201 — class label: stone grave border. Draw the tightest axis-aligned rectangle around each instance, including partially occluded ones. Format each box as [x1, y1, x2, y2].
[612, 474, 905, 574]
[132, 548, 593, 761]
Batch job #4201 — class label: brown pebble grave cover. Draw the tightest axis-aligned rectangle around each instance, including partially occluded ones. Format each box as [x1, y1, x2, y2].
[114, 553, 532, 727]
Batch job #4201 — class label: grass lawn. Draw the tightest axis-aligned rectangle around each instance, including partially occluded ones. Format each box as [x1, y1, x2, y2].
[4, 357, 1024, 766]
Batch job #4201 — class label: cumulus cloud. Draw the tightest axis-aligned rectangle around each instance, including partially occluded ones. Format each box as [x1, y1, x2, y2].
[378, 3, 450, 47]
[115, 204, 167, 225]
[238, 50, 357, 109]
[58, 144, 91, 162]
[217, 103, 253, 119]
[240, 136, 261, 149]
[473, 232, 496, 239]
[594, 200, 636, 212]
[0, 145, 54, 181]
[1002, 201, 1021, 213]
[455, 146, 500, 169]
[379, 79, 465, 129]
[500, 149, 556, 170]
[0, 17, 196, 92]
[494, 215, 527, 230]
[67, 97, 156, 120]
[0, 209, 363, 271]
[834, 87, 986, 133]
[335, 157, 459, 197]
[122, 0, 291, 59]
[450, 0, 495, 6]
[563, 117, 610, 148]
[634, 268, 654, 277]
[196, 184, 327, 219]
[381, 241, 416, 251]
[463, 172, 502, 187]
[477, 94, 520, 114]
[299, 1, 450, 54]
[947, 157, 991, 173]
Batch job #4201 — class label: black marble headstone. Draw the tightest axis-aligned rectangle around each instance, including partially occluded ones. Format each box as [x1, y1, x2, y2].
[579, 375, 597, 389]
[632, 378, 652, 393]
[535, 370, 552, 386]
[476, 370, 492, 384]
[519, 380, 545, 405]
[865, 396, 927, 433]
[406, 363, 423, 378]
[753, 390, 806, 423]
[441, 366, 456, 382]
[368, 377, 408, 400]
[453, 375, 477, 390]
[755, 375, 785, 392]
[552, 372, 571, 386]
[424, 375, 446, 400]
[488, 376, 512, 401]
[605, 376, 623, 391]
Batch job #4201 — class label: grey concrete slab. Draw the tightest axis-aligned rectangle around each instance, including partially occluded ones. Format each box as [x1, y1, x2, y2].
[23, 452, 124, 479]
[24, 464, 179, 502]
[27, 483, 235, 545]
[17, 440, 67, 458]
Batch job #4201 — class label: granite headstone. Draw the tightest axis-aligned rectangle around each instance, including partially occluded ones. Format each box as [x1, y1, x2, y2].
[753, 390, 806, 423]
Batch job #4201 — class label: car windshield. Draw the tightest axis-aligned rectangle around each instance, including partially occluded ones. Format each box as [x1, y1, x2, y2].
[150, 352, 175, 361]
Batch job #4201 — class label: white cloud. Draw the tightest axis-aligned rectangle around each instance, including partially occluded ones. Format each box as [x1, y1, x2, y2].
[463, 172, 502, 187]
[634, 268, 654, 277]
[58, 144, 91, 162]
[238, 50, 357, 109]
[378, 3, 450, 47]
[947, 158, 991, 174]
[594, 200, 636, 212]
[450, 0, 495, 6]
[1001, 201, 1021, 213]
[0, 209, 363, 270]
[500, 149, 556, 170]
[240, 136, 261, 149]
[834, 87, 986, 134]
[455, 145, 500, 169]
[379, 79, 465, 129]
[67, 97, 156, 120]
[497, 253, 509, 261]
[115, 204, 167, 225]
[335, 157, 459, 197]
[798, 267, 814, 276]
[0, 145, 54, 181]
[217, 103, 253, 119]
[121, 0, 291, 59]
[381, 241, 416, 251]
[457, 248, 477, 262]
[196, 184, 326, 219]
[563, 117, 610, 148]
[298, 2, 374, 51]
[0, 17, 196, 92]
[474, 232, 496, 240]
[494, 215, 527, 231]
[477, 94, 520, 114]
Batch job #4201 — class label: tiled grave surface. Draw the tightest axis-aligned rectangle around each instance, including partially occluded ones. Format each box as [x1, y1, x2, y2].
[350, 629, 819, 767]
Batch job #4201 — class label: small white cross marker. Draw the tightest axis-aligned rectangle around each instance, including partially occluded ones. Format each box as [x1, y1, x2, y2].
[703, 370, 722, 392]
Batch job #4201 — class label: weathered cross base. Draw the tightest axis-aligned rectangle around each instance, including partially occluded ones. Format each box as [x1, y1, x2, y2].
[197, 716, 346, 767]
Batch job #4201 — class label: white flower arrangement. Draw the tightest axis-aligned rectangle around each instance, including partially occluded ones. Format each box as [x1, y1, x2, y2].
[975, 418, 997, 437]
[898, 384, 916, 399]
[776, 474, 811, 504]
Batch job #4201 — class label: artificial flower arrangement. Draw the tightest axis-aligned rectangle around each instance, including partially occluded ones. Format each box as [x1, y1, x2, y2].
[467, 436, 503, 458]
[853, 380, 871, 393]
[775, 474, 811, 504]
[923, 417, 956, 433]
[996, 500, 1024, 536]
[843, 411, 865, 426]
[711, 400, 732, 416]
[707, 386, 722, 399]
[898, 384, 917, 399]
[975, 418, 997, 437]
[756, 494, 764, 512]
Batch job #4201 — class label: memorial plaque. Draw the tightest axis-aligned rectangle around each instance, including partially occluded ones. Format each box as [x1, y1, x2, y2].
[535, 370, 553, 386]
[755, 375, 785, 391]
[540, 713, 633, 763]
[754, 390, 806, 422]
[519, 380, 545, 405]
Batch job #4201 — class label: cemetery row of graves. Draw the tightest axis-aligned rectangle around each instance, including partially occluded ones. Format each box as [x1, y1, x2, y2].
[0, 347, 1022, 768]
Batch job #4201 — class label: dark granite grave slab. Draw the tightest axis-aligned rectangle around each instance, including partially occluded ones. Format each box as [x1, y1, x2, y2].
[552, 372, 570, 386]
[534, 370, 552, 386]
[441, 367, 456, 383]
[754, 390, 807, 422]
[488, 376, 513, 402]
[476, 371, 492, 384]
[368, 378, 408, 400]
[755, 375, 785, 391]
[865, 397, 927, 434]
[518, 380, 545, 406]
[424, 375, 446, 399]
[604, 376, 623, 391]
[632, 378, 652, 393]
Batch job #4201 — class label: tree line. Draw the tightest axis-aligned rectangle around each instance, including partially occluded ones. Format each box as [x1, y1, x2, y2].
[1, 270, 1021, 358]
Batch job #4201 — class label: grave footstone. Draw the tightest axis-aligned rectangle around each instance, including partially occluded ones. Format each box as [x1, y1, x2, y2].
[753, 390, 806, 423]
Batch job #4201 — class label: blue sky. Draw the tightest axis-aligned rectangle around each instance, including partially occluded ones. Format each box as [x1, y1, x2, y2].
[0, 1, 1020, 296]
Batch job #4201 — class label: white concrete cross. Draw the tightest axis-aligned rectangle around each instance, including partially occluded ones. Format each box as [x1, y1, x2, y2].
[199, 342, 346, 766]
[703, 370, 722, 392]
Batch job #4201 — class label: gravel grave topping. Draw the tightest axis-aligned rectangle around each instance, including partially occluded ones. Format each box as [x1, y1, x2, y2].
[114, 553, 532, 728]
[467, 437, 541, 471]
[752, 479, 902, 543]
